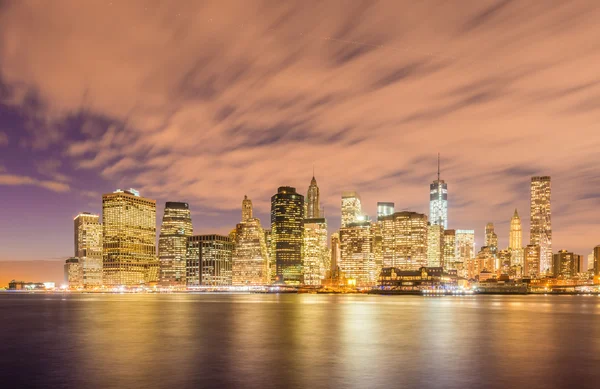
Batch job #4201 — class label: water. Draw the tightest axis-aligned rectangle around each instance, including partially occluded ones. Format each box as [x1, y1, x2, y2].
[1, 293, 599, 389]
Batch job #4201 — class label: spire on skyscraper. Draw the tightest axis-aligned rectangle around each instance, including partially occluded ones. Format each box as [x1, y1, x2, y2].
[437, 152, 440, 182]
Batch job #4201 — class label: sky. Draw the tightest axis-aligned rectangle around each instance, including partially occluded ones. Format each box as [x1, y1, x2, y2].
[1, 0, 599, 285]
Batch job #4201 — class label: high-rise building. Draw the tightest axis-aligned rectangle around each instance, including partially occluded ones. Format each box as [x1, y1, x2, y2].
[264, 229, 275, 281]
[303, 218, 329, 285]
[186, 235, 233, 286]
[485, 223, 498, 251]
[427, 224, 444, 268]
[158, 202, 193, 287]
[64, 257, 83, 288]
[509, 209, 524, 269]
[456, 230, 475, 278]
[102, 189, 158, 286]
[530, 176, 552, 275]
[306, 175, 322, 219]
[593, 246, 600, 276]
[232, 196, 270, 285]
[377, 202, 395, 220]
[429, 154, 448, 229]
[271, 187, 304, 284]
[340, 221, 375, 286]
[74, 212, 103, 288]
[525, 244, 541, 278]
[443, 229, 456, 269]
[371, 221, 383, 278]
[380, 211, 428, 270]
[553, 250, 577, 279]
[341, 191, 362, 228]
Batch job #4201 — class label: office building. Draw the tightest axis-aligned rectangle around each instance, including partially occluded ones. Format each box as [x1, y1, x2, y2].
[231, 196, 270, 285]
[593, 245, 600, 276]
[158, 202, 193, 287]
[303, 218, 329, 285]
[427, 224, 444, 268]
[380, 211, 428, 270]
[340, 221, 376, 286]
[530, 176, 552, 275]
[341, 191, 362, 228]
[102, 189, 158, 286]
[74, 212, 103, 288]
[443, 229, 456, 270]
[509, 209, 524, 268]
[271, 187, 304, 284]
[186, 235, 233, 286]
[553, 250, 578, 279]
[64, 257, 83, 288]
[429, 154, 448, 229]
[377, 202, 395, 220]
[525, 244, 541, 278]
[306, 175, 322, 219]
[485, 223, 498, 252]
[329, 232, 341, 280]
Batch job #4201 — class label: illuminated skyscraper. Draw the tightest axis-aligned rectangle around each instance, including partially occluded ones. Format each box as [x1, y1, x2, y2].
[102, 189, 158, 286]
[303, 218, 329, 285]
[456, 230, 475, 278]
[485, 223, 498, 251]
[340, 221, 375, 286]
[74, 212, 103, 288]
[159, 202, 193, 287]
[593, 246, 600, 276]
[525, 244, 541, 278]
[429, 154, 448, 229]
[443, 229, 456, 269]
[530, 176, 552, 275]
[341, 191, 362, 228]
[427, 224, 444, 268]
[64, 257, 83, 288]
[509, 209, 524, 269]
[186, 235, 233, 286]
[330, 232, 341, 280]
[377, 202, 395, 220]
[553, 250, 577, 279]
[271, 187, 304, 284]
[232, 196, 270, 285]
[380, 211, 428, 270]
[371, 221, 383, 278]
[306, 175, 322, 219]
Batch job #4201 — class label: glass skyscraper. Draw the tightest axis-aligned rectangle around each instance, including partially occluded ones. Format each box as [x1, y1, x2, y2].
[186, 235, 233, 286]
[74, 212, 103, 288]
[429, 155, 448, 229]
[341, 191, 362, 228]
[158, 202, 193, 287]
[271, 186, 305, 285]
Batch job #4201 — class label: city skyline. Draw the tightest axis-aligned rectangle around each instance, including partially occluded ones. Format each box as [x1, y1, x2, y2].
[1, 1, 600, 285]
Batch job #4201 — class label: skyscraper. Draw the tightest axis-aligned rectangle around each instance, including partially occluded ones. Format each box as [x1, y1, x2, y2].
[186, 235, 233, 286]
[443, 229, 456, 269]
[429, 154, 448, 229]
[593, 245, 600, 277]
[102, 189, 158, 286]
[427, 224, 444, 268]
[306, 175, 322, 219]
[303, 218, 329, 285]
[455, 230, 476, 263]
[330, 232, 341, 280]
[64, 257, 83, 288]
[74, 212, 103, 288]
[158, 202, 193, 287]
[509, 209, 524, 270]
[553, 250, 577, 279]
[380, 211, 428, 270]
[339, 221, 375, 286]
[525, 244, 541, 278]
[377, 202, 395, 220]
[530, 176, 552, 275]
[341, 191, 362, 228]
[485, 223, 498, 251]
[271, 187, 304, 284]
[232, 196, 270, 285]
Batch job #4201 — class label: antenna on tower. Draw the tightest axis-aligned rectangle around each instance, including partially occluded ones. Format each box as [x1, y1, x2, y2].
[437, 153, 441, 181]
[313, 164, 315, 178]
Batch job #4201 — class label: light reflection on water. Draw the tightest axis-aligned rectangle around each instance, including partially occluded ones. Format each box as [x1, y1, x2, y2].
[1, 294, 599, 389]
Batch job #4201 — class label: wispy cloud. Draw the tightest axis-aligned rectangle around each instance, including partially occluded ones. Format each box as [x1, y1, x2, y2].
[0, 173, 70, 192]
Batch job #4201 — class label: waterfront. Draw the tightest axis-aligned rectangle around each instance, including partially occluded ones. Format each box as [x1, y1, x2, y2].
[1, 294, 600, 389]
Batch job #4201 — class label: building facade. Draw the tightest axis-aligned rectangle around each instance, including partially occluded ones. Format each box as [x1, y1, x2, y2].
[509, 209, 524, 269]
[341, 191, 362, 228]
[186, 235, 233, 286]
[429, 155, 448, 229]
[232, 196, 270, 285]
[530, 176, 552, 275]
[553, 250, 577, 279]
[427, 224, 444, 268]
[340, 221, 376, 286]
[380, 211, 429, 270]
[271, 187, 304, 284]
[64, 257, 83, 288]
[377, 202, 395, 220]
[305, 176, 322, 219]
[74, 212, 103, 288]
[443, 229, 457, 270]
[303, 218, 329, 285]
[158, 202, 193, 287]
[525, 244, 541, 278]
[102, 189, 158, 286]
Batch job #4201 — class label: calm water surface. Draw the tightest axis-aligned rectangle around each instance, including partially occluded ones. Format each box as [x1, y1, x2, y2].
[1, 293, 599, 389]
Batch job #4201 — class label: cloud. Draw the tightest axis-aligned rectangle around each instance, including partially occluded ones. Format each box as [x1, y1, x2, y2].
[0, 173, 70, 192]
[0, 0, 599, 254]
[0, 131, 7, 146]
